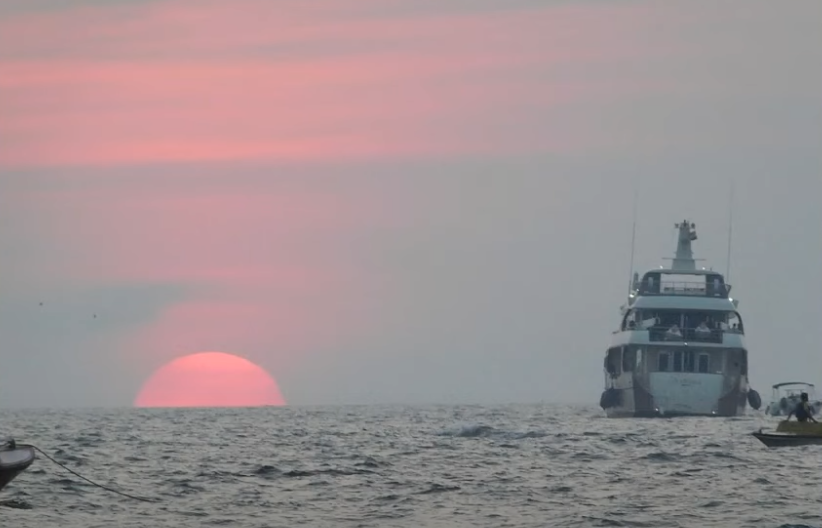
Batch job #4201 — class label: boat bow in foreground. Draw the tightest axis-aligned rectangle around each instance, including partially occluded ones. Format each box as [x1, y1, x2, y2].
[0, 439, 35, 492]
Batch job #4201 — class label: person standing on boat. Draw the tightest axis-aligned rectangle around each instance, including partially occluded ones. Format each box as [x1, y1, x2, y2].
[786, 392, 817, 423]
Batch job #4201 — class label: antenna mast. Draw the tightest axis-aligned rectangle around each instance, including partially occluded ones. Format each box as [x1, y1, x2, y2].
[627, 188, 638, 294]
[726, 180, 734, 281]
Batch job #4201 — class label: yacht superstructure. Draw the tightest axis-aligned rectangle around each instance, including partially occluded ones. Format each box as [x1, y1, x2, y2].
[599, 220, 762, 417]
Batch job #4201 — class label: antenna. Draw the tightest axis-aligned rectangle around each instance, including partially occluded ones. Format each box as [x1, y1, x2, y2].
[627, 187, 638, 294]
[726, 180, 734, 281]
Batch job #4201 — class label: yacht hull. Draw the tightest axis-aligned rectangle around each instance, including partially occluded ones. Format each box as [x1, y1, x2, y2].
[601, 380, 747, 418]
[606, 408, 740, 418]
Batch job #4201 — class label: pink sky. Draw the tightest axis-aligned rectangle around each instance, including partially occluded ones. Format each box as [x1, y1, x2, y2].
[1, 0, 662, 403]
[0, 0, 680, 169]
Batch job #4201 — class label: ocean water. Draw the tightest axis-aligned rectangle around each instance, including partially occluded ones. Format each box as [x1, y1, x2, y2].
[0, 404, 819, 528]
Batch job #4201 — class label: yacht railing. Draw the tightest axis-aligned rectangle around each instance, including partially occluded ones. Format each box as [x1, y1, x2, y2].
[620, 325, 743, 342]
[649, 327, 723, 343]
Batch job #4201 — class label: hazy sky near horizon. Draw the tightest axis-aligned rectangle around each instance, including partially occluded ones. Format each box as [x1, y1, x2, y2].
[1, 0, 820, 408]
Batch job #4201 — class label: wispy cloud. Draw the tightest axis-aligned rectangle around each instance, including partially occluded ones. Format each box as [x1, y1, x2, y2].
[0, 0, 673, 168]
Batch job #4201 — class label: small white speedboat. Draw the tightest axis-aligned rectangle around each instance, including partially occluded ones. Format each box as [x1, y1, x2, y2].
[0, 439, 35, 492]
[765, 382, 822, 416]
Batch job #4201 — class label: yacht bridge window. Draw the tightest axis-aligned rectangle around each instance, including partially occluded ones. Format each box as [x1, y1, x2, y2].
[638, 271, 729, 298]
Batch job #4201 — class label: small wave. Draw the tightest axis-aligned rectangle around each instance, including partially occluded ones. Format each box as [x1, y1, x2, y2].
[437, 424, 547, 440]
[571, 451, 609, 461]
[372, 493, 402, 502]
[195, 469, 245, 481]
[703, 451, 749, 462]
[253, 464, 279, 476]
[166, 479, 206, 495]
[353, 456, 386, 468]
[580, 515, 628, 526]
[49, 450, 88, 466]
[0, 499, 33, 509]
[513, 431, 547, 439]
[74, 434, 104, 448]
[280, 467, 376, 478]
[418, 483, 460, 494]
[438, 424, 496, 437]
[641, 451, 680, 462]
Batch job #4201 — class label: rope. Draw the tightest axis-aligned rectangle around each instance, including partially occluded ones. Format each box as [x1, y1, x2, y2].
[31, 445, 156, 503]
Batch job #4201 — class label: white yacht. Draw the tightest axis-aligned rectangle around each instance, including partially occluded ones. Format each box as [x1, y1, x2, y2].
[599, 219, 762, 417]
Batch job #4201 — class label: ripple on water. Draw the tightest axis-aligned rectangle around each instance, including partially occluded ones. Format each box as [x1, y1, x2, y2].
[0, 405, 818, 527]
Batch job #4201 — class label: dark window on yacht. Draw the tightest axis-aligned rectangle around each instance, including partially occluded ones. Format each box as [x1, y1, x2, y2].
[673, 350, 684, 372]
[659, 312, 681, 328]
[658, 352, 669, 372]
[623, 310, 638, 330]
[684, 350, 695, 372]
[706, 274, 727, 297]
[642, 273, 661, 294]
[727, 312, 744, 333]
[605, 347, 621, 376]
[622, 347, 635, 372]
[639, 311, 658, 329]
[685, 311, 713, 330]
[698, 353, 710, 373]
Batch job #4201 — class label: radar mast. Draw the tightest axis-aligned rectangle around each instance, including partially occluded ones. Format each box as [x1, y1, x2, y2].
[671, 220, 697, 271]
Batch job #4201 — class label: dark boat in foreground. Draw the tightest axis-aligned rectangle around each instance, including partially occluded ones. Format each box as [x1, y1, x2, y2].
[752, 430, 822, 448]
[0, 439, 35, 492]
[751, 421, 822, 448]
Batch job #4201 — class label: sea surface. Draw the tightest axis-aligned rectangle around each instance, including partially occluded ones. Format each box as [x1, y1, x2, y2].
[0, 404, 820, 527]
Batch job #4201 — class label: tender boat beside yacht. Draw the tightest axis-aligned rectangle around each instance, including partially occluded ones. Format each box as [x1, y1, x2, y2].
[765, 382, 822, 417]
[0, 439, 35, 492]
[600, 219, 762, 417]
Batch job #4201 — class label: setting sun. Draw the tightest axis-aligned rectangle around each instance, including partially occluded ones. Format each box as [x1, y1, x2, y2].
[134, 351, 286, 408]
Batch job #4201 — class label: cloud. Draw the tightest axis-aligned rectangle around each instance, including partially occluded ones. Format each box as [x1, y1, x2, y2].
[0, 0, 679, 168]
